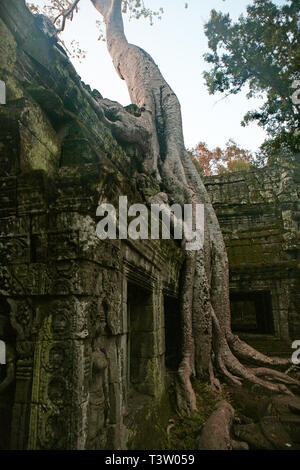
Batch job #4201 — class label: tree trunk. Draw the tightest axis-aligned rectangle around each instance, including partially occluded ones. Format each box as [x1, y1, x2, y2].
[90, 0, 297, 414]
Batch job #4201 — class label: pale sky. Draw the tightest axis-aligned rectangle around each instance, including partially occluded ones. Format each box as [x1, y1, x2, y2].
[32, 0, 285, 152]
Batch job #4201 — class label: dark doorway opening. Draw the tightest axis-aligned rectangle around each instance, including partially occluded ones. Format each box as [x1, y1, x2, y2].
[230, 291, 274, 334]
[0, 297, 15, 450]
[164, 296, 181, 370]
[127, 282, 153, 392]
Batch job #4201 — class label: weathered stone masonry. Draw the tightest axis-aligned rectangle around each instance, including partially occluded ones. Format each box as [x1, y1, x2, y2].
[1, 0, 299, 451]
[204, 167, 300, 342]
[0, 0, 184, 450]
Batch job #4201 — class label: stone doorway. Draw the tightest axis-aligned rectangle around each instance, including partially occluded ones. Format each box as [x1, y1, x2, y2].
[230, 291, 274, 334]
[127, 282, 154, 394]
[164, 296, 181, 371]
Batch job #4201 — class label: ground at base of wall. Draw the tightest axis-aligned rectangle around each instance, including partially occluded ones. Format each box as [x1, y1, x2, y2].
[123, 376, 225, 450]
[142, 377, 300, 451]
[226, 385, 300, 450]
[164, 381, 225, 450]
[124, 385, 173, 450]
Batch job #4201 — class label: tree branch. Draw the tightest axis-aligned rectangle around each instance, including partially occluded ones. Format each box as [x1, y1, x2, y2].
[54, 0, 82, 33]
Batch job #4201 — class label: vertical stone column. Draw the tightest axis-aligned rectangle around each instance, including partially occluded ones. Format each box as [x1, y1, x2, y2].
[126, 278, 166, 399]
[272, 281, 290, 341]
[26, 296, 90, 450]
[0, 80, 5, 105]
[153, 279, 166, 400]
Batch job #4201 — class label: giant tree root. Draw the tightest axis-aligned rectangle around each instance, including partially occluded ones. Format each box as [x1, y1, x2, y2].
[234, 417, 295, 450]
[227, 333, 290, 369]
[87, 0, 299, 414]
[197, 400, 248, 450]
[211, 309, 299, 397]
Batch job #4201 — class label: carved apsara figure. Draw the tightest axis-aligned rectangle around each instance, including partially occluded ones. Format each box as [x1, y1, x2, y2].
[87, 334, 109, 449]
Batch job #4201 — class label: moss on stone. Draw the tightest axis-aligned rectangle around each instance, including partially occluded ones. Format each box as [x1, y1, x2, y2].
[18, 100, 61, 174]
[166, 381, 223, 450]
[0, 18, 23, 100]
[126, 391, 172, 450]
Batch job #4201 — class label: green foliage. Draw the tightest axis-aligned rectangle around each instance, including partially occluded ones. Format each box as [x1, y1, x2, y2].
[25, 0, 188, 59]
[191, 139, 254, 176]
[259, 129, 300, 166]
[203, 0, 300, 164]
[121, 0, 164, 25]
[228, 159, 253, 172]
[26, 1, 186, 42]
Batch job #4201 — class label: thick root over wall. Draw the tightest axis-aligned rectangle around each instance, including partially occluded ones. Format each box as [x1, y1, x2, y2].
[87, 0, 299, 415]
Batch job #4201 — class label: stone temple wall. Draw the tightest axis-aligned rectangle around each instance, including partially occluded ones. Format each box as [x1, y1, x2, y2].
[204, 166, 300, 342]
[0, 0, 184, 450]
[1, 0, 299, 452]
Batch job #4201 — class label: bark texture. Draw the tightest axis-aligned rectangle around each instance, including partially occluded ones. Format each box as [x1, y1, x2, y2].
[197, 400, 249, 450]
[90, 0, 297, 414]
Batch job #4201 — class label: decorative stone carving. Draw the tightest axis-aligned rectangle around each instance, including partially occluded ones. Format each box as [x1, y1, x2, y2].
[87, 338, 109, 450]
[51, 303, 71, 338]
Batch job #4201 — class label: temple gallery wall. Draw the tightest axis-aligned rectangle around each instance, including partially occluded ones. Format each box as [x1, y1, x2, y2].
[0, 0, 299, 450]
[204, 168, 300, 342]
